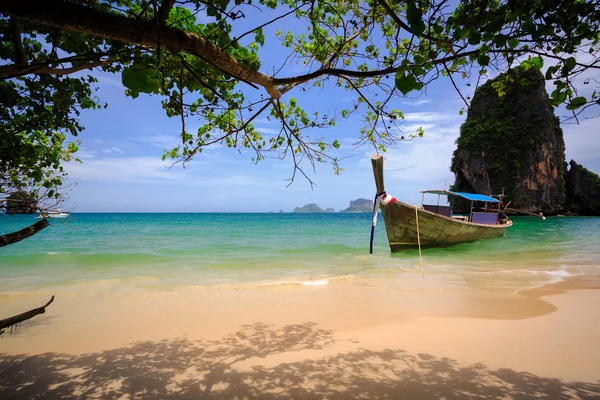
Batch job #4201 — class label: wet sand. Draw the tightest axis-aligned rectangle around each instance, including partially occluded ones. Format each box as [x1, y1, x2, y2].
[1, 275, 599, 398]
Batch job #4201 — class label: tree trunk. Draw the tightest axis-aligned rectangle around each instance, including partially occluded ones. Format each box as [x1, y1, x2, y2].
[0, 296, 55, 332]
[0, 218, 49, 247]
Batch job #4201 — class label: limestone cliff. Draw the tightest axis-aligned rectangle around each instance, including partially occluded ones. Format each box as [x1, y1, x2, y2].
[565, 160, 600, 215]
[451, 66, 566, 214]
[340, 198, 373, 213]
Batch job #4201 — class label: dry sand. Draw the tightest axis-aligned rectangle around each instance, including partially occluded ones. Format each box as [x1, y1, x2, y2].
[1, 275, 599, 398]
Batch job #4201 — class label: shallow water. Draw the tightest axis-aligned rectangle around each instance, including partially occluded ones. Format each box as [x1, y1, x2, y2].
[1, 213, 599, 319]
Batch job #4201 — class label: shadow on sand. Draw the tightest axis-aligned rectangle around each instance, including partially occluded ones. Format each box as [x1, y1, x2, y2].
[0, 322, 598, 399]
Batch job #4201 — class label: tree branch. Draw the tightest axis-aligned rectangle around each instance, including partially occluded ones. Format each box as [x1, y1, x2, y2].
[376, 0, 420, 39]
[0, 218, 50, 247]
[157, 0, 176, 24]
[0, 295, 55, 332]
[272, 65, 396, 86]
[0, 58, 113, 79]
[0, 0, 281, 98]
[10, 17, 27, 66]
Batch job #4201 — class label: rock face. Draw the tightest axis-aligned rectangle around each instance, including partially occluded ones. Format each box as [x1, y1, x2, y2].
[451, 67, 566, 214]
[293, 203, 324, 213]
[565, 160, 600, 215]
[340, 198, 373, 213]
[5, 191, 37, 214]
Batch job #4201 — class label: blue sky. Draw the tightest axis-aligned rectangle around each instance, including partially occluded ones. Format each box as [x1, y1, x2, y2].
[61, 8, 600, 212]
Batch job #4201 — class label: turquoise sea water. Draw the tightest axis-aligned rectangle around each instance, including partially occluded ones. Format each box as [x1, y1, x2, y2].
[1, 213, 599, 318]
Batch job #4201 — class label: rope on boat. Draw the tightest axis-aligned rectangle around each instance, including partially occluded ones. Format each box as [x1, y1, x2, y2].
[415, 205, 424, 277]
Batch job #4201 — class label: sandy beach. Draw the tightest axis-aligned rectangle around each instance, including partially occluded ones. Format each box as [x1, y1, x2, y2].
[1, 273, 599, 399]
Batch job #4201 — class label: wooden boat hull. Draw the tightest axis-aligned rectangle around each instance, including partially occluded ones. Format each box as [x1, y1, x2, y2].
[380, 200, 512, 251]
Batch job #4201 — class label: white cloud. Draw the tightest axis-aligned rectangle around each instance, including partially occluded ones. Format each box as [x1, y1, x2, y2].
[382, 131, 458, 182]
[400, 99, 432, 106]
[402, 112, 447, 122]
[128, 134, 180, 149]
[101, 146, 124, 155]
[399, 123, 436, 135]
[360, 111, 463, 184]
[76, 149, 97, 159]
[67, 156, 181, 183]
[255, 127, 281, 135]
[65, 155, 268, 187]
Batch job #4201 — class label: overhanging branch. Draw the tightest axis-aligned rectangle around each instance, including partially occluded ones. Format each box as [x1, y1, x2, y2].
[0, 0, 282, 98]
[0, 218, 50, 247]
[0, 58, 114, 79]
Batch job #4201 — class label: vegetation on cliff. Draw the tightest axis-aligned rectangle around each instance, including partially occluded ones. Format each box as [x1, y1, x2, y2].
[566, 160, 600, 215]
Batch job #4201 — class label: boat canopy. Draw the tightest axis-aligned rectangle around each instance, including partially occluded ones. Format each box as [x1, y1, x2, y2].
[421, 190, 500, 203]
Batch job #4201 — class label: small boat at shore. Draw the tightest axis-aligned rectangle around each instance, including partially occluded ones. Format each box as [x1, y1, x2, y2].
[371, 155, 512, 252]
[36, 210, 70, 219]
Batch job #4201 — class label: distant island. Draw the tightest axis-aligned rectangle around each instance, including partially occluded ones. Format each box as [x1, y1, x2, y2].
[293, 199, 373, 213]
[340, 198, 373, 213]
[293, 203, 325, 213]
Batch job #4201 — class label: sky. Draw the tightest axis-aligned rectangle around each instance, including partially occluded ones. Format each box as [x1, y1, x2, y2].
[60, 6, 600, 213]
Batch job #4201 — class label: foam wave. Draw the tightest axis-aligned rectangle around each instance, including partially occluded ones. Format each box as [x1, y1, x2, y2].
[495, 267, 575, 277]
[205, 274, 360, 290]
[259, 279, 330, 288]
[46, 251, 71, 255]
[545, 269, 574, 278]
[301, 279, 329, 286]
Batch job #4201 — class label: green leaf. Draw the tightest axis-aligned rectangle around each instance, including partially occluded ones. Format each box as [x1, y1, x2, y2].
[545, 65, 559, 79]
[395, 70, 422, 95]
[468, 31, 481, 46]
[122, 67, 160, 94]
[508, 38, 519, 48]
[254, 28, 265, 46]
[566, 96, 587, 110]
[478, 54, 490, 66]
[406, 1, 426, 36]
[530, 56, 543, 69]
[565, 57, 576, 71]
[412, 65, 426, 76]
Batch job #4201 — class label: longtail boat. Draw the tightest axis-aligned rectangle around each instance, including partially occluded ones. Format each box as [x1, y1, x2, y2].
[370, 155, 512, 252]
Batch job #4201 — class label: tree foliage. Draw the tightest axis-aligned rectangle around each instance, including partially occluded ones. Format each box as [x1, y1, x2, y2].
[1, 0, 599, 199]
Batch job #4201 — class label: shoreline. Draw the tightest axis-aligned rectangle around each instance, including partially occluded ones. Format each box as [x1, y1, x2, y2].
[518, 273, 600, 297]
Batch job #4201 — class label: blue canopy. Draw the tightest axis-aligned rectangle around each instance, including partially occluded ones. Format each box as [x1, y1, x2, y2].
[421, 190, 500, 203]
